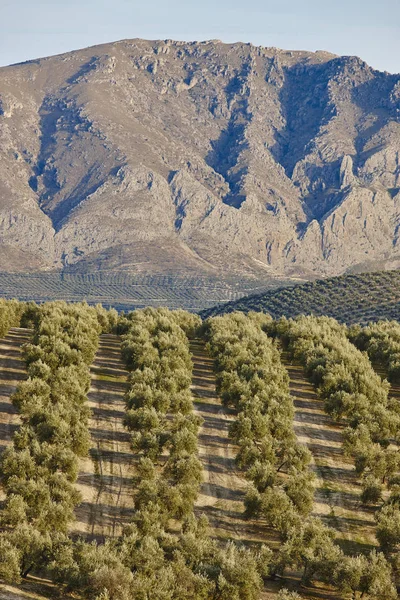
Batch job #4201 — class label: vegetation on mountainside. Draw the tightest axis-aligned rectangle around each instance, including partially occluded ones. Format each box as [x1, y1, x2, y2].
[202, 271, 400, 324]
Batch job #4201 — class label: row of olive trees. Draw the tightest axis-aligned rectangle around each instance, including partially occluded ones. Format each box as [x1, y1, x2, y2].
[0, 301, 103, 583]
[204, 312, 397, 597]
[348, 321, 400, 566]
[53, 307, 272, 600]
[204, 312, 316, 531]
[267, 315, 399, 590]
[349, 320, 400, 383]
[0, 299, 24, 337]
[273, 316, 400, 502]
[121, 307, 204, 521]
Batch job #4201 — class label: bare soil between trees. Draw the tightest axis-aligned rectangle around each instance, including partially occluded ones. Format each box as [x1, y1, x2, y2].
[73, 333, 134, 539]
[0, 332, 379, 600]
[190, 339, 344, 599]
[0, 328, 31, 502]
[281, 352, 377, 555]
[191, 339, 257, 540]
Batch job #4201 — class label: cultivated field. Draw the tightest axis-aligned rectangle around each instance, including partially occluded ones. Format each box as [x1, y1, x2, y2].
[191, 340, 345, 599]
[0, 272, 283, 312]
[282, 353, 377, 553]
[202, 270, 400, 324]
[1, 308, 399, 599]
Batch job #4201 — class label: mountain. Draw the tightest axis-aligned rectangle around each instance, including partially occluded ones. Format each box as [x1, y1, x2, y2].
[0, 38, 400, 286]
[200, 270, 400, 324]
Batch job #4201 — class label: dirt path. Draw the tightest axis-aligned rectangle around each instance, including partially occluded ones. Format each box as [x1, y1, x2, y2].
[0, 327, 31, 500]
[190, 339, 246, 539]
[281, 352, 377, 554]
[73, 334, 134, 539]
[0, 577, 71, 600]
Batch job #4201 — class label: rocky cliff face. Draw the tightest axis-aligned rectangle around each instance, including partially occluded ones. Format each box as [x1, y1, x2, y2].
[0, 38, 399, 281]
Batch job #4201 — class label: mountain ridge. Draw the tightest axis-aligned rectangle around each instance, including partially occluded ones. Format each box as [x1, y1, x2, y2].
[0, 37, 400, 284]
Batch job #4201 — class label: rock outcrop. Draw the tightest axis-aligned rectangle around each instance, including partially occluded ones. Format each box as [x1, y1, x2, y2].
[0, 39, 399, 281]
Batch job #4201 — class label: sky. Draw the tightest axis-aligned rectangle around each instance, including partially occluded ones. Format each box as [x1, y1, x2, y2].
[1, 0, 399, 73]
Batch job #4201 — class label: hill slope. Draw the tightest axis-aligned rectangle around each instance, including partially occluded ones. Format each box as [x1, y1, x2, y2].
[201, 270, 400, 324]
[0, 38, 400, 286]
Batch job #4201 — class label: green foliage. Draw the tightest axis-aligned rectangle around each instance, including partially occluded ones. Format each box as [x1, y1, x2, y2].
[277, 519, 342, 585]
[361, 475, 383, 505]
[335, 551, 397, 599]
[120, 308, 203, 521]
[0, 536, 21, 583]
[358, 551, 397, 599]
[0, 298, 23, 336]
[205, 312, 314, 539]
[376, 502, 400, 554]
[0, 301, 101, 580]
[277, 591, 303, 600]
[202, 270, 400, 325]
[349, 319, 400, 383]
[276, 315, 399, 497]
[94, 303, 118, 333]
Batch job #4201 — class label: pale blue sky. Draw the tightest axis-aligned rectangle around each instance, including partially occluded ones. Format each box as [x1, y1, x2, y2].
[1, 0, 399, 73]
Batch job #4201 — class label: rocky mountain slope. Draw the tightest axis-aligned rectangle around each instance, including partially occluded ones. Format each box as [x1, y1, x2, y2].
[0, 38, 400, 282]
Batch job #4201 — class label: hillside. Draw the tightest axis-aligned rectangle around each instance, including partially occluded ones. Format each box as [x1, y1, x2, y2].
[201, 270, 400, 323]
[0, 38, 400, 290]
